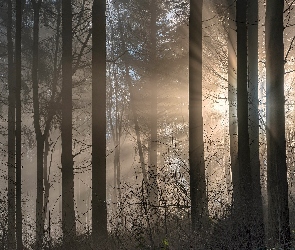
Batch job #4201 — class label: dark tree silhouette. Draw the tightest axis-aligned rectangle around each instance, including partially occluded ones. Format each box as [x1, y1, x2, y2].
[236, 0, 252, 247]
[248, 0, 265, 247]
[15, 0, 22, 248]
[31, 0, 45, 247]
[6, 0, 16, 248]
[92, 0, 107, 244]
[189, 0, 207, 231]
[62, 0, 76, 244]
[266, 0, 290, 247]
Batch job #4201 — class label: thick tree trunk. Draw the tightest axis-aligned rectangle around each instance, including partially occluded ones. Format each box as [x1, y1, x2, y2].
[6, 0, 16, 248]
[248, 0, 265, 247]
[62, 0, 76, 245]
[92, 0, 107, 245]
[266, 0, 290, 247]
[236, 0, 252, 247]
[189, 0, 207, 231]
[15, 0, 22, 248]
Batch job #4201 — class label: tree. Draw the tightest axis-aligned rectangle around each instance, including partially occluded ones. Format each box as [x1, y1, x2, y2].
[148, 0, 158, 221]
[31, 0, 60, 246]
[114, 0, 149, 193]
[92, 0, 107, 244]
[15, 0, 23, 248]
[248, 0, 265, 247]
[189, 0, 207, 231]
[266, 0, 290, 247]
[6, 0, 16, 248]
[62, 0, 76, 244]
[236, 0, 252, 247]
[226, 0, 238, 209]
[31, 0, 46, 247]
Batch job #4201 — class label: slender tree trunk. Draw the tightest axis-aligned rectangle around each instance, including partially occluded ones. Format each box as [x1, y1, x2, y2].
[7, 0, 16, 248]
[115, 76, 123, 208]
[189, 0, 207, 231]
[227, 0, 239, 210]
[92, 0, 107, 245]
[15, 0, 22, 248]
[266, 0, 290, 247]
[236, 0, 252, 247]
[248, 0, 265, 247]
[43, 136, 50, 233]
[62, 0, 76, 244]
[113, 67, 122, 211]
[106, 70, 117, 210]
[31, 1, 45, 247]
[108, 65, 123, 219]
[36, 139, 44, 246]
[148, 1, 158, 218]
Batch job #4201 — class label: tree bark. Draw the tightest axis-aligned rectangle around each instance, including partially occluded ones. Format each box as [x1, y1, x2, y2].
[266, 0, 290, 247]
[62, 0, 76, 245]
[92, 0, 107, 245]
[189, 0, 207, 231]
[248, 0, 265, 247]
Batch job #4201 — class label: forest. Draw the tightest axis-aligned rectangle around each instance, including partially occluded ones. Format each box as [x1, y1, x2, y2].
[0, 0, 295, 249]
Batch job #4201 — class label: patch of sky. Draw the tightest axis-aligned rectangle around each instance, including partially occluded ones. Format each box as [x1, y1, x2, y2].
[129, 68, 140, 81]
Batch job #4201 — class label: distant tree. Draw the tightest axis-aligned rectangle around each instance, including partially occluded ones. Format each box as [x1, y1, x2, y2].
[92, 0, 107, 244]
[114, 0, 149, 190]
[31, 0, 60, 246]
[265, 0, 290, 247]
[15, 0, 23, 248]
[148, 0, 158, 220]
[62, 0, 76, 245]
[247, 0, 265, 247]
[226, 0, 238, 209]
[189, 0, 207, 231]
[6, 0, 16, 248]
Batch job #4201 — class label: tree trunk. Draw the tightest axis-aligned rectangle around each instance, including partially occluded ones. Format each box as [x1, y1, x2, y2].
[148, 1, 159, 223]
[43, 136, 50, 236]
[248, 0, 265, 247]
[15, 0, 22, 248]
[189, 0, 207, 231]
[62, 0, 76, 245]
[31, 0, 45, 247]
[227, 0, 239, 210]
[36, 138, 44, 247]
[266, 0, 290, 247]
[236, 0, 252, 247]
[92, 0, 107, 245]
[6, 0, 16, 248]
